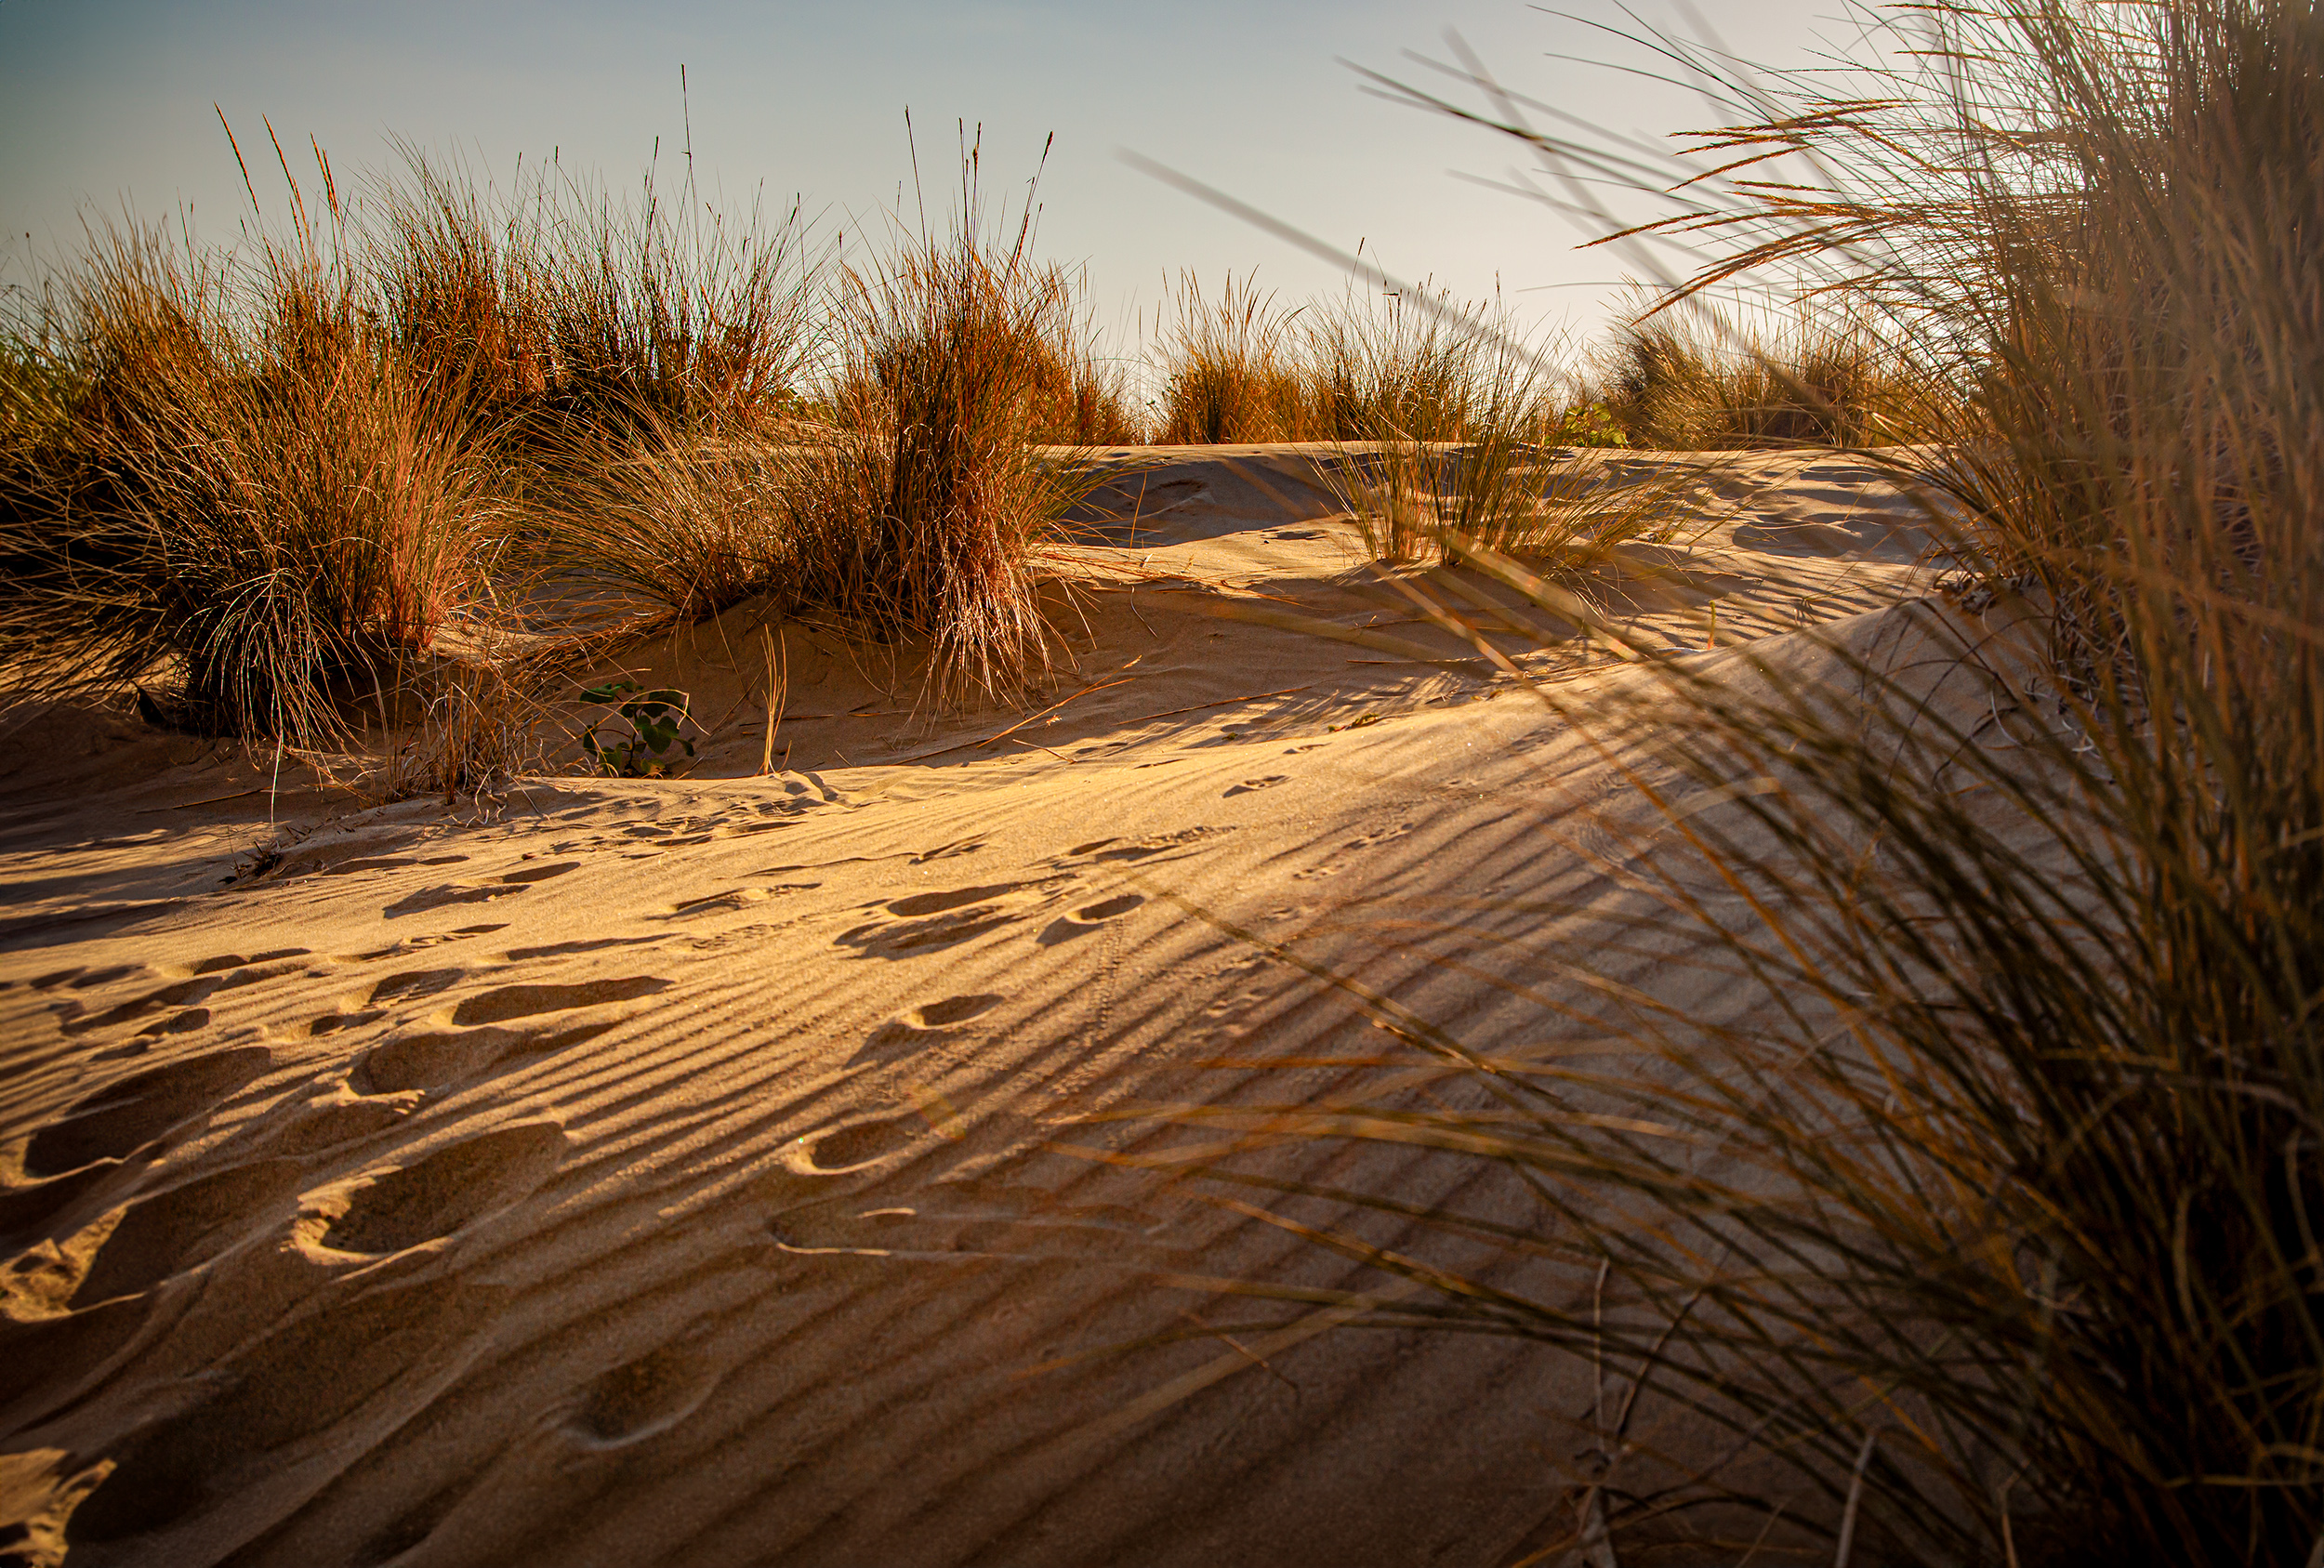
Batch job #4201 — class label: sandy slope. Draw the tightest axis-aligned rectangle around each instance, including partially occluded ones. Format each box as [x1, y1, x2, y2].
[0, 447, 1939, 1566]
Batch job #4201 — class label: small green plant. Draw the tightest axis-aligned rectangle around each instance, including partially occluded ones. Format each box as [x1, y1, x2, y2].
[1545, 402, 1627, 448]
[576, 680, 697, 777]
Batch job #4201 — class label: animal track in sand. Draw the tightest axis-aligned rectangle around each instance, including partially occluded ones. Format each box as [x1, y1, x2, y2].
[20, 1047, 272, 1180]
[318, 1122, 567, 1255]
[1223, 775, 1288, 797]
[1037, 893, 1147, 946]
[449, 976, 673, 1027]
[69, 1157, 305, 1307]
[566, 1341, 719, 1448]
[350, 1021, 616, 1096]
[66, 1275, 502, 1545]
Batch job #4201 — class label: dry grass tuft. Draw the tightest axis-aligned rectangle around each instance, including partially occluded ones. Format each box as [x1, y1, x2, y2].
[1152, 270, 1312, 442]
[0, 210, 502, 745]
[1588, 301, 1925, 450]
[784, 190, 1098, 703]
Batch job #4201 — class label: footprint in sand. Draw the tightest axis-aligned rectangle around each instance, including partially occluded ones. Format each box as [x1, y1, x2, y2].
[1223, 775, 1288, 797]
[835, 884, 1038, 958]
[1037, 893, 1146, 946]
[320, 854, 468, 876]
[0, 1292, 152, 1426]
[187, 948, 309, 975]
[36, 965, 140, 991]
[17, 1047, 272, 1183]
[565, 1340, 720, 1449]
[1066, 827, 1231, 863]
[67, 1157, 306, 1308]
[350, 1020, 616, 1097]
[448, 976, 674, 1027]
[65, 1274, 505, 1546]
[799, 1116, 918, 1173]
[313, 1122, 567, 1256]
[367, 968, 469, 1007]
[853, 994, 1004, 1061]
[347, 925, 508, 963]
[382, 883, 530, 919]
[59, 974, 223, 1036]
[245, 1097, 413, 1159]
[664, 883, 819, 918]
[498, 861, 579, 886]
[502, 935, 666, 961]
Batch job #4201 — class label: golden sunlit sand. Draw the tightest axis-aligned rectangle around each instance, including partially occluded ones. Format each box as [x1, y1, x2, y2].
[0, 447, 1937, 1563]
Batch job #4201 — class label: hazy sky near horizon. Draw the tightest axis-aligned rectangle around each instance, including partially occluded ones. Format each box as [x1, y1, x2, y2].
[1, 1, 1846, 346]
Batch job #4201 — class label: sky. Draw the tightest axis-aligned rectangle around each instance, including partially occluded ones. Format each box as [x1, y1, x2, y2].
[0, 1, 1847, 352]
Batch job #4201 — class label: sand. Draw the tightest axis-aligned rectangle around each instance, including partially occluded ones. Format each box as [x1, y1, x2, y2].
[0, 446, 1940, 1566]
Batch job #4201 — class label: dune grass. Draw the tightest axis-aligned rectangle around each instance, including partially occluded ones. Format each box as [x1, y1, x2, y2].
[778, 192, 1103, 704]
[0, 204, 507, 745]
[1585, 302, 1926, 451]
[1127, 2, 2324, 1562]
[1152, 270, 1311, 443]
[0, 134, 1123, 747]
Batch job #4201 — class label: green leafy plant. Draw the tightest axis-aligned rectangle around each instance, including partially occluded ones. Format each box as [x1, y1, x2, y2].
[1545, 401, 1627, 448]
[576, 679, 697, 777]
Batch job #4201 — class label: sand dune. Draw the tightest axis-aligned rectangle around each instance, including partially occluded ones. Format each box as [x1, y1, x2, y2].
[0, 448, 1942, 1565]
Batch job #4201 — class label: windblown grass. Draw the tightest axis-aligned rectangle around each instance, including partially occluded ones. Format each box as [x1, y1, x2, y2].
[0, 130, 1116, 742]
[0, 206, 504, 744]
[785, 191, 1099, 703]
[1137, 3, 2324, 1563]
[1152, 270, 1312, 442]
[1588, 301, 1926, 450]
[374, 152, 816, 440]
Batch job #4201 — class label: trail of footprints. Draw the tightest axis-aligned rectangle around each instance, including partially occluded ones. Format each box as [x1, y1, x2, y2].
[0, 810, 1236, 1550]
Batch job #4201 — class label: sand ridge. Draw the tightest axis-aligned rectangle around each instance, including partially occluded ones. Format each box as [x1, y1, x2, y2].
[0, 447, 1942, 1565]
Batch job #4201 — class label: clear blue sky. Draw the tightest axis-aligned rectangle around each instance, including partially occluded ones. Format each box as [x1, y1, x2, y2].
[1, 1, 1842, 348]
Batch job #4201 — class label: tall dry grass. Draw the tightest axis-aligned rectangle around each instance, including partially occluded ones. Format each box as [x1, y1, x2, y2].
[0, 201, 503, 744]
[372, 152, 817, 440]
[786, 198, 1100, 702]
[0, 131, 1122, 739]
[1152, 270, 1312, 442]
[1139, 3, 2324, 1563]
[1588, 302, 1926, 450]
[529, 162, 1108, 704]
